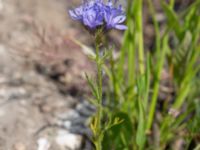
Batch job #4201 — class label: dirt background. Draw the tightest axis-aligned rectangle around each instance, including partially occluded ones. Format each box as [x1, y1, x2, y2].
[0, 0, 98, 149]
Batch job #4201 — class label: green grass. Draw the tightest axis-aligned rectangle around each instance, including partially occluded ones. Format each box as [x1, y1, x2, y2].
[88, 0, 200, 149]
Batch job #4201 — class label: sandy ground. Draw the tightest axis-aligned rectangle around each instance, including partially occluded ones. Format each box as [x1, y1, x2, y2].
[0, 0, 96, 149]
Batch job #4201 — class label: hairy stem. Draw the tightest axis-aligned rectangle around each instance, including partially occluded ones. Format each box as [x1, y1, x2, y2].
[94, 37, 103, 150]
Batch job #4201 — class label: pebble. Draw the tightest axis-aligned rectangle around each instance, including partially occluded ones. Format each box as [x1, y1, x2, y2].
[37, 138, 50, 150]
[0, 109, 5, 117]
[0, 0, 3, 11]
[13, 142, 26, 150]
[55, 130, 82, 150]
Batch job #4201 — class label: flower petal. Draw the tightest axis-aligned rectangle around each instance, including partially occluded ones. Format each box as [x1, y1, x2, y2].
[69, 10, 78, 20]
[115, 24, 127, 30]
[113, 15, 126, 24]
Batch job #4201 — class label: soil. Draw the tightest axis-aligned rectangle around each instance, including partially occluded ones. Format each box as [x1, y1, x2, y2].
[0, 0, 96, 149]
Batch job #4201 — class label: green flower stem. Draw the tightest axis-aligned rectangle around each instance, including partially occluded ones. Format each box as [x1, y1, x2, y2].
[94, 38, 103, 150]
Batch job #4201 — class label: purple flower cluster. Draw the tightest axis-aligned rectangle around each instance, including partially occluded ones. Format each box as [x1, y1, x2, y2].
[69, 0, 127, 30]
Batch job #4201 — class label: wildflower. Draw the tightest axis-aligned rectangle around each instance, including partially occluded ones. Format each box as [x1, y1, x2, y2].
[82, 1, 104, 29]
[69, 0, 104, 29]
[69, 0, 127, 30]
[103, 1, 127, 30]
[69, 5, 83, 21]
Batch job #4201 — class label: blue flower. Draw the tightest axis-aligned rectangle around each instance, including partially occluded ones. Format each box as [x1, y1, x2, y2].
[69, 5, 83, 21]
[69, 0, 104, 29]
[69, 0, 127, 30]
[103, 1, 127, 30]
[82, 1, 104, 29]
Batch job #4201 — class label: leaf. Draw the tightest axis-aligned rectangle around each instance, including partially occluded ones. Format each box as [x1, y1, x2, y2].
[102, 112, 133, 150]
[161, 1, 182, 38]
[136, 98, 146, 149]
[173, 31, 192, 67]
[85, 73, 98, 98]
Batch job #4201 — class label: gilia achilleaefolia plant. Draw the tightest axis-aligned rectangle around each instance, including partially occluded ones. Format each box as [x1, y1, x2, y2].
[69, 0, 127, 149]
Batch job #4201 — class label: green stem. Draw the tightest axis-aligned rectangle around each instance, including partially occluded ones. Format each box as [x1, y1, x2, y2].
[128, 37, 135, 86]
[147, 0, 161, 53]
[146, 36, 168, 131]
[94, 39, 103, 150]
[169, 0, 175, 9]
[147, 0, 174, 132]
[137, 0, 145, 75]
[118, 31, 128, 80]
[145, 0, 161, 112]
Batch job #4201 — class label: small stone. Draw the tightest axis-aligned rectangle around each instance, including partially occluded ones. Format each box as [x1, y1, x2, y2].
[76, 102, 94, 117]
[63, 121, 71, 129]
[55, 130, 82, 150]
[37, 138, 50, 150]
[57, 109, 80, 120]
[0, 0, 3, 11]
[41, 105, 52, 113]
[0, 109, 5, 117]
[13, 142, 26, 150]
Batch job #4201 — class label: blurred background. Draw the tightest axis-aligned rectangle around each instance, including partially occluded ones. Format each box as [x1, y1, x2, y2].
[0, 0, 96, 150]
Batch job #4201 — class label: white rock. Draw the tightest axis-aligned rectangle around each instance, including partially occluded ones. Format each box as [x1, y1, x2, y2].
[0, 0, 4, 11]
[55, 130, 82, 150]
[0, 109, 5, 117]
[37, 138, 50, 150]
[63, 121, 71, 129]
